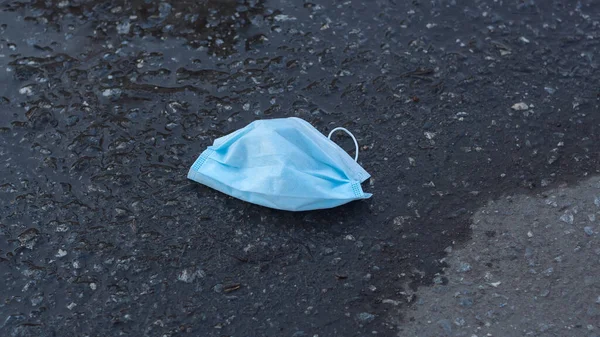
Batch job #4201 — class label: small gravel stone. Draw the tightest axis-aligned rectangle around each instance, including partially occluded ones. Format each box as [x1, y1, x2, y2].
[274, 14, 296, 22]
[560, 212, 574, 224]
[30, 293, 44, 306]
[382, 299, 401, 306]
[542, 267, 554, 276]
[177, 268, 205, 283]
[18, 228, 40, 249]
[584, 227, 594, 236]
[117, 21, 130, 34]
[356, 312, 375, 323]
[424, 131, 436, 140]
[102, 88, 122, 97]
[454, 317, 466, 326]
[457, 262, 471, 273]
[19, 86, 34, 95]
[511, 102, 529, 110]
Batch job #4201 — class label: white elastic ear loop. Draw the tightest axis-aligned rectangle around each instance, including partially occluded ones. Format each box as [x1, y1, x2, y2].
[328, 127, 359, 161]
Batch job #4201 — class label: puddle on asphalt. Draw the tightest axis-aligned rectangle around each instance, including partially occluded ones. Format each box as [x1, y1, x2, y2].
[398, 176, 600, 336]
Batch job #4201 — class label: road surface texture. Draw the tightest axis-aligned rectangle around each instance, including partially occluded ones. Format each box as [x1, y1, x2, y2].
[399, 177, 600, 337]
[0, 0, 599, 336]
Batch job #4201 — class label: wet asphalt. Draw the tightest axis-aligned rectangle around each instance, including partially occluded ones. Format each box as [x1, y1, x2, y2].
[401, 177, 600, 337]
[1, 0, 599, 336]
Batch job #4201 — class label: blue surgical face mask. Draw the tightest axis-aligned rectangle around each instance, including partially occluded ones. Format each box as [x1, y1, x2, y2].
[187, 117, 371, 211]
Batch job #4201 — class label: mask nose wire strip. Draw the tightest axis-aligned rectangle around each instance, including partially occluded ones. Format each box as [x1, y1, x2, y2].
[327, 127, 359, 162]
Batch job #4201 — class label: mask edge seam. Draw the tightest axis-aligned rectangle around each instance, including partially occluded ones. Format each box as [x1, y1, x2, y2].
[188, 148, 215, 180]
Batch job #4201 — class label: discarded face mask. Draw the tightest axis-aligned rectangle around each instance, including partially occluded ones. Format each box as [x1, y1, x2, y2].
[187, 117, 371, 211]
